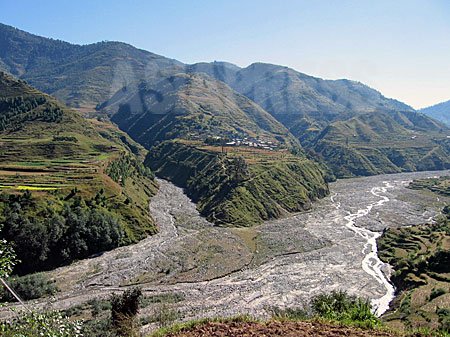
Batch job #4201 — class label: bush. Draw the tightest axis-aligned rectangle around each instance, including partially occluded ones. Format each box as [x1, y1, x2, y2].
[0, 311, 83, 336]
[0, 273, 57, 302]
[271, 291, 379, 328]
[311, 291, 380, 327]
[110, 287, 142, 336]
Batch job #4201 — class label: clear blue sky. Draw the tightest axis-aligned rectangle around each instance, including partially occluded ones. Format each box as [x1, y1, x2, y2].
[1, 0, 449, 109]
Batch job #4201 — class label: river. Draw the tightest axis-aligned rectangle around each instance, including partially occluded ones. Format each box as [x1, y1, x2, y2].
[2, 170, 449, 324]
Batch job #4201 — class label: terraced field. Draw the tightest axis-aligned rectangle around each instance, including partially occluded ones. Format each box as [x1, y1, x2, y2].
[378, 177, 450, 332]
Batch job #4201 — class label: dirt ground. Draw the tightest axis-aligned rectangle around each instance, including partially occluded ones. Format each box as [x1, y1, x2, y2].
[163, 321, 423, 337]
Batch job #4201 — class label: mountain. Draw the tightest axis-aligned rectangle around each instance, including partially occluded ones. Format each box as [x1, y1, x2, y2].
[312, 111, 450, 177]
[188, 62, 414, 140]
[1, 24, 448, 178]
[191, 62, 450, 177]
[0, 23, 177, 108]
[0, 71, 158, 274]
[420, 100, 450, 126]
[101, 66, 299, 149]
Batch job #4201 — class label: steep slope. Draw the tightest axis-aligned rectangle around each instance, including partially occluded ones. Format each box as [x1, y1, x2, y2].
[193, 62, 450, 177]
[0, 23, 177, 108]
[378, 176, 450, 332]
[189, 62, 413, 142]
[145, 141, 329, 227]
[420, 100, 450, 126]
[102, 66, 299, 149]
[311, 111, 450, 177]
[100, 67, 330, 227]
[0, 72, 158, 274]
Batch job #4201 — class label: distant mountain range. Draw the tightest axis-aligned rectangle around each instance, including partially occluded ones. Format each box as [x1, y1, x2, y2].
[0, 23, 449, 178]
[420, 100, 450, 126]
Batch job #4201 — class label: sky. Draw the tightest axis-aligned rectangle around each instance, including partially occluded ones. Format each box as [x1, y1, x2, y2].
[0, 0, 449, 109]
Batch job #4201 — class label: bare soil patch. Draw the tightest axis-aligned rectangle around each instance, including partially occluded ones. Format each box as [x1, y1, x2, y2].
[164, 320, 412, 337]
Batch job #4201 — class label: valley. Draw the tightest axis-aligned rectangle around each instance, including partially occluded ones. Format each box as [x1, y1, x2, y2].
[0, 20, 449, 336]
[1, 170, 448, 332]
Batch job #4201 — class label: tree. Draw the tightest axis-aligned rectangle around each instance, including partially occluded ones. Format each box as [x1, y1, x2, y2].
[110, 287, 142, 336]
[0, 225, 18, 278]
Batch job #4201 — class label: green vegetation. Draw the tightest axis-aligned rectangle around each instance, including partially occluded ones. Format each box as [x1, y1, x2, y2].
[0, 72, 158, 277]
[0, 311, 84, 337]
[0, 273, 57, 302]
[409, 176, 450, 196]
[271, 291, 380, 329]
[0, 190, 123, 274]
[310, 111, 450, 178]
[0, 23, 176, 108]
[110, 288, 143, 336]
[378, 177, 450, 332]
[145, 141, 329, 226]
[106, 153, 154, 186]
[0, 226, 17, 279]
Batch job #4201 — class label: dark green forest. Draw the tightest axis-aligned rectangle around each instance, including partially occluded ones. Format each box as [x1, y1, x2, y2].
[0, 190, 123, 275]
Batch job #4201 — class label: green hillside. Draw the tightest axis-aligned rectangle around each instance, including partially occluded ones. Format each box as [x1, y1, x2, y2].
[2, 24, 448, 179]
[192, 62, 450, 177]
[0, 23, 177, 108]
[0, 72, 158, 275]
[145, 141, 330, 227]
[378, 176, 450, 332]
[311, 111, 450, 177]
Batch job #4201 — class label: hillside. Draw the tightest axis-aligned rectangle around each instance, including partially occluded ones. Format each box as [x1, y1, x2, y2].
[2, 24, 448, 179]
[0, 23, 177, 108]
[101, 66, 299, 149]
[420, 100, 450, 126]
[145, 141, 330, 226]
[378, 176, 450, 332]
[311, 111, 450, 177]
[190, 62, 413, 141]
[192, 62, 450, 177]
[0, 72, 158, 275]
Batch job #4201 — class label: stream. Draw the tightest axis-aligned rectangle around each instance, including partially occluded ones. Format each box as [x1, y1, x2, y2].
[1, 170, 449, 324]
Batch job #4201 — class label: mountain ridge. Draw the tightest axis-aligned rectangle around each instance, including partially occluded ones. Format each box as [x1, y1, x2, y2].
[420, 99, 450, 126]
[0, 23, 178, 108]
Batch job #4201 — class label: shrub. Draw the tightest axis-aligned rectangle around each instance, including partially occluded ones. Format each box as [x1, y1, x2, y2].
[0, 311, 83, 337]
[110, 287, 142, 336]
[271, 291, 379, 328]
[0, 273, 57, 302]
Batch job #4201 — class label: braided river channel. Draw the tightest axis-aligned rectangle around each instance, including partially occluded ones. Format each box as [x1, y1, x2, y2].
[2, 170, 449, 325]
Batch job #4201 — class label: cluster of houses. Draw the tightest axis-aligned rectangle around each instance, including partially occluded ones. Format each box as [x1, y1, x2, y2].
[223, 138, 278, 150]
[189, 131, 280, 150]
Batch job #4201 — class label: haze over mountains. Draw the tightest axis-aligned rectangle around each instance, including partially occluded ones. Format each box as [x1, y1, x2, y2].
[420, 100, 450, 126]
[0, 22, 449, 178]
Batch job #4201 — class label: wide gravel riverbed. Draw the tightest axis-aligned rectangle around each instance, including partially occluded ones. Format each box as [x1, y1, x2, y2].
[2, 170, 449, 324]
